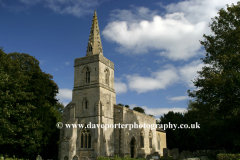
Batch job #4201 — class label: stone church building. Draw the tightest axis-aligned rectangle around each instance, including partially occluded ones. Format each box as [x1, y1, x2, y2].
[59, 11, 166, 160]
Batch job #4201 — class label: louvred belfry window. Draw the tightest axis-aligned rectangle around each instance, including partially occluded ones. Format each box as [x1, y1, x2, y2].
[86, 68, 90, 83]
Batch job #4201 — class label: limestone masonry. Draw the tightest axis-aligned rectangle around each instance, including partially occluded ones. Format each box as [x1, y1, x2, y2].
[59, 11, 166, 160]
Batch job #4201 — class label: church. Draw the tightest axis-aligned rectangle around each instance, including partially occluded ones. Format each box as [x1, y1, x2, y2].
[59, 11, 166, 160]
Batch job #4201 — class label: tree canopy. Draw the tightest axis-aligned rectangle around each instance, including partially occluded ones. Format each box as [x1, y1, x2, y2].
[0, 48, 63, 159]
[133, 107, 145, 114]
[187, 2, 240, 152]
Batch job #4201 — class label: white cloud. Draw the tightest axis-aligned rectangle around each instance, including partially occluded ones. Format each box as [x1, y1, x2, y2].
[129, 104, 186, 117]
[167, 96, 190, 101]
[164, 0, 235, 24]
[57, 88, 72, 106]
[179, 60, 206, 88]
[125, 60, 208, 93]
[142, 106, 187, 117]
[126, 66, 178, 93]
[128, 104, 186, 117]
[102, 0, 239, 60]
[115, 81, 127, 94]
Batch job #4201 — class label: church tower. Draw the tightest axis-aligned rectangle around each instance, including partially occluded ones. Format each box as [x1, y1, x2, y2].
[60, 11, 116, 160]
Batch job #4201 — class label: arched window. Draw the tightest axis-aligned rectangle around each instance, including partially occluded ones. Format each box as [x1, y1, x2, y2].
[149, 130, 152, 148]
[83, 98, 89, 109]
[81, 128, 91, 148]
[73, 156, 78, 160]
[140, 128, 144, 148]
[64, 156, 68, 160]
[105, 69, 109, 85]
[85, 100, 88, 109]
[86, 68, 90, 83]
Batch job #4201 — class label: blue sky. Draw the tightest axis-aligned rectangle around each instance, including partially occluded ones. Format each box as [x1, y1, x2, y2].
[0, 0, 238, 118]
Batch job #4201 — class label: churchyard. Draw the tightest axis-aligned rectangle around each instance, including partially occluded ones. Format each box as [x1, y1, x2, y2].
[1, 152, 240, 160]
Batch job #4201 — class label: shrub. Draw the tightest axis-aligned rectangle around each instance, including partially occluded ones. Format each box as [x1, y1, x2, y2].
[216, 153, 240, 160]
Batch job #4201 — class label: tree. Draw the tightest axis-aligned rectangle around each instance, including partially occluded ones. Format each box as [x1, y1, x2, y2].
[124, 105, 130, 108]
[133, 107, 145, 114]
[160, 111, 187, 151]
[187, 2, 240, 152]
[0, 49, 61, 159]
[117, 103, 124, 106]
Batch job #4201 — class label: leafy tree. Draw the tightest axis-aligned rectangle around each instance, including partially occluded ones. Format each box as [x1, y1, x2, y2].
[124, 105, 130, 108]
[0, 49, 61, 159]
[187, 2, 240, 152]
[160, 111, 186, 151]
[117, 103, 124, 106]
[133, 107, 145, 114]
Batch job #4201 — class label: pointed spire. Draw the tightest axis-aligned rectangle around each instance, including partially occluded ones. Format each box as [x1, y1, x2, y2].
[86, 10, 103, 56]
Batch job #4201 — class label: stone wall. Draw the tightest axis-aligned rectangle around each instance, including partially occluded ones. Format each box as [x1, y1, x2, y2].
[114, 105, 165, 158]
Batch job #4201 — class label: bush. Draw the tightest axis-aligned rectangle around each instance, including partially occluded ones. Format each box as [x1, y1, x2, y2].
[216, 153, 240, 160]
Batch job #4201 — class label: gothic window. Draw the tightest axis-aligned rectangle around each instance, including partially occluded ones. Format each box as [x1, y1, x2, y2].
[81, 128, 91, 148]
[105, 69, 109, 85]
[73, 156, 78, 160]
[64, 156, 68, 160]
[83, 98, 89, 109]
[85, 100, 88, 109]
[140, 128, 144, 148]
[86, 67, 90, 83]
[81, 133, 84, 148]
[149, 130, 152, 148]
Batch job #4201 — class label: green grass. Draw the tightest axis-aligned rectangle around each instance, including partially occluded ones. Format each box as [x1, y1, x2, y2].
[0, 154, 29, 160]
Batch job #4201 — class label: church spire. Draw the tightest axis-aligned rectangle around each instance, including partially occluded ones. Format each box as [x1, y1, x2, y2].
[86, 10, 103, 56]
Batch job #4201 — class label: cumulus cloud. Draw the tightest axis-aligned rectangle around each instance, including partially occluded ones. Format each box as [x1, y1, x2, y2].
[129, 104, 186, 117]
[102, 0, 239, 60]
[142, 106, 187, 117]
[125, 60, 207, 93]
[126, 66, 179, 93]
[57, 88, 72, 106]
[179, 60, 206, 88]
[115, 81, 127, 94]
[164, 0, 234, 24]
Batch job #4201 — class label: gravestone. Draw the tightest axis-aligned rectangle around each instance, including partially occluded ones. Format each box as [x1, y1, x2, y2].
[180, 150, 188, 159]
[193, 151, 199, 157]
[170, 148, 179, 159]
[163, 148, 170, 158]
[36, 155, 42, 160]
[185, 151, 193, 158]
[146, 152, 160, 160]
[146, 155, 151, 160]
